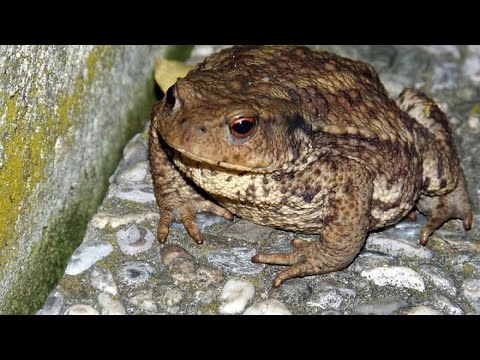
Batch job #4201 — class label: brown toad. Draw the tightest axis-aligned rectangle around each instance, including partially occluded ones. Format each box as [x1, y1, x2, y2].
[149, 45, 472, 287]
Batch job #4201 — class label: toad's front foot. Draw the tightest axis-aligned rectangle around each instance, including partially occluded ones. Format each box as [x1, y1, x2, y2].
[157, 194, 233, 244]
[252, 239, 345, 287]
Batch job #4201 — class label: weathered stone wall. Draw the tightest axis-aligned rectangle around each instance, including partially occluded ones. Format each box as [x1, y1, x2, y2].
[0, 45, 165, 313]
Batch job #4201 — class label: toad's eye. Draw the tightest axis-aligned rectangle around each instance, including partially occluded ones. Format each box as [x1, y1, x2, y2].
[229, 117, 256, 139]
[165, 85, 176, 110]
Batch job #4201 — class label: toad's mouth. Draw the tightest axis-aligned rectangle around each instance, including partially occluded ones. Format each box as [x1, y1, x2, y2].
[161, 130, 272, 173]
[172, 146, 260, 173]
[160, 131, 275, 173]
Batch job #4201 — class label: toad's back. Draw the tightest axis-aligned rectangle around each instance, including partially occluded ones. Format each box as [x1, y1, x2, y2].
[195, 46, 432, 228]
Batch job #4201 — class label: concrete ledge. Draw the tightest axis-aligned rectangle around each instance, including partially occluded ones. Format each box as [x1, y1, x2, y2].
[0, 45, 165, 313]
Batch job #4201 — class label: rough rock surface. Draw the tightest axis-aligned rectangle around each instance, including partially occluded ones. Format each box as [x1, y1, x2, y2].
[40, 45, 480, 315]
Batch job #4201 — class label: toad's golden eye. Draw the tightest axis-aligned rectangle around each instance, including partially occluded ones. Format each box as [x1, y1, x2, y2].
[229, 117, 256, 139]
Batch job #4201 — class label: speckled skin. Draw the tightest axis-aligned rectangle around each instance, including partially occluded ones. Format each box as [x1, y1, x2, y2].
[149, 45, 472, 287]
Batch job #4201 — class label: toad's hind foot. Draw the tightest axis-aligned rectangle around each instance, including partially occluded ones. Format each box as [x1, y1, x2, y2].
[417, 172, 473, 245]
[252, 239, 351, 288]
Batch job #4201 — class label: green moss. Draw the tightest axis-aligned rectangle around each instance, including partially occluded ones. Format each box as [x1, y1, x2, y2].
[0, 95, 49, 268]
[86, 46, 114, 85]
[0, 84, 84, 269]
[164, 45, 194, 62]
[463, 263, 476, 277]
[5, 93, 20, 124]
[201, 300, 221, 315]
[470, 104, 480, 115]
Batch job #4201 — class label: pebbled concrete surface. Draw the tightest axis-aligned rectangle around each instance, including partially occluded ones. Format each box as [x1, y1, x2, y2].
[40, 45, 480, 315]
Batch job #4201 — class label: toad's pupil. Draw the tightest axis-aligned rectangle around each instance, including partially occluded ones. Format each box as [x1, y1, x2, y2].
[165, 85, 176, 110]
[232, 119, 253, 134]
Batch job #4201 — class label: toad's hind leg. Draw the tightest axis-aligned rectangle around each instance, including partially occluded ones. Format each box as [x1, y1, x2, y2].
[252, 159, 373, 287]
[417, 172, 472, 245]
[396, 88, 473, 245]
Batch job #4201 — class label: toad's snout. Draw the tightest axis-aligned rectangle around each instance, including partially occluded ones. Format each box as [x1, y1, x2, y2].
[171, 118, 210, 145]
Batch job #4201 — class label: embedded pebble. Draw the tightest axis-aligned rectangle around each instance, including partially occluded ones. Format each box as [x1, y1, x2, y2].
[392, 215, 426, 230]
[65, 241, 113, 276]
[117, 261, 155, 286]
[127, 289, 157, 313]
[462, 279, 480, 312]
[116, 225, 155, 255]
[161, 287, 184, 308]
[307, 290, 345, 310]
[274, 279, 311, 303]
[353, 298, 408, 315]
[406, 305, 442, 315]
[90, 267, 118, 295]
[110, 183, 156, 203]
[195, 265, 224, 287]
[468, 115, 480, 131]
[384, 216, 427, 241]
[307, 281, 356, 310]
[197, 213, 232, 232]
[170, 213, 231, 232]
[194, 290, 216, 305]
[170, 259, 196, 284]
[64, 304, 99, 315]
[365, 234, 433, 260]
[312, 280, 357, 298]
[349, 251, 395, 272]
[243, 299, 292, 315]
[461, 260, 480, 277]
[221, 219, 273, 242]
[37, 287, 64, 315]
[114, 161, 149, 184]
[361, 266, 425, 291]
[207, 247, 265, 275]
[354, 279, 374, 290]
[160, 244, 193, 266]
[122, 134, 148, 159]
[432, 294, 463, 315]
[109, 134, 148, 183]
[115, 133, 148, 165]
[91, 212, 159, 230]
[450, 253, 475, 273]
[219, 278, 255, 314]
[418, 265, 456, 296]
[98, 292, 126, 315]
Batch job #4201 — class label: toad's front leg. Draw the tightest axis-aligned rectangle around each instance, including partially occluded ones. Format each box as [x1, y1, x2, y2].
[149, 119, 233, 244]
[252, 159, 373, 287]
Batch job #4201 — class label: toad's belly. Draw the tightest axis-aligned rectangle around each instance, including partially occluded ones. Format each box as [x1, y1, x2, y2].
[217, 183, 418, 235]
[215, 195, 328, 234]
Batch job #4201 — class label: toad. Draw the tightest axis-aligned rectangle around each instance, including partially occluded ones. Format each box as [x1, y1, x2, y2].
[149, 45, 472, 287]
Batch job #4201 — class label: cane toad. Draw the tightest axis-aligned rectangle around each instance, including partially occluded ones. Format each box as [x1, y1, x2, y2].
[149, 45, 472, 287]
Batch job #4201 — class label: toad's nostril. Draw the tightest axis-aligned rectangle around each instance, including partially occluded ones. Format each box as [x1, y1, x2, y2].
[184, 128, 192, 142]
